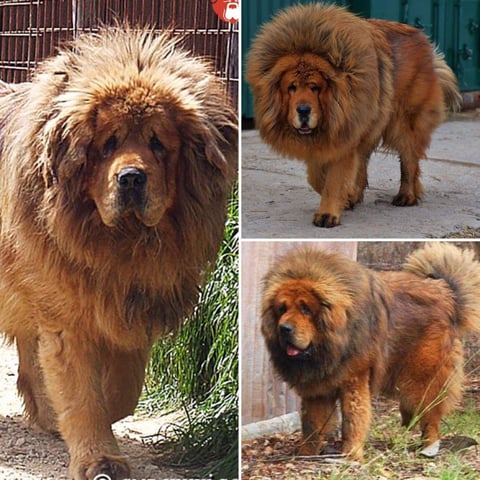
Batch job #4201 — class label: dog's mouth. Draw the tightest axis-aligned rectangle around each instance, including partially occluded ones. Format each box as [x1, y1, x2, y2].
[284, 342, 312, 360]
[297, 123, 313, 135]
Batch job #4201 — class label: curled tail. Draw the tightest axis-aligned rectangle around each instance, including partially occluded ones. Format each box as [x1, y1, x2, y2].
[404, 243, 480, 335]
[434, 49, 462, 112]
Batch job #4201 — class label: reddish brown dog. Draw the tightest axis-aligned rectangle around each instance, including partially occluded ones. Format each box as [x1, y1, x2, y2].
[261, 244, 480, 460]
[247, 4, 461, 227]
[0, 27, 237, 479]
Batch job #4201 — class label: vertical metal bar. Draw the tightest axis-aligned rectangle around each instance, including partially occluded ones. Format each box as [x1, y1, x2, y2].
[8, 3, 13, 81]
[73, 0, 77, 36]
[27, 0, 34, 79]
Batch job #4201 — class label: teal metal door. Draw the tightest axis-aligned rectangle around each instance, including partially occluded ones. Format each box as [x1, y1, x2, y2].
[450, 0, 480, 90]
[349, 0, 480, 91]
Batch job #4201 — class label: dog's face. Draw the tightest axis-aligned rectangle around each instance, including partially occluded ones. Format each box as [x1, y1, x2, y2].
[280, 69, 325, 135]
[86, 105, 180, 228]
[263, 278, 340, 360]
[277, 55, 334, 136]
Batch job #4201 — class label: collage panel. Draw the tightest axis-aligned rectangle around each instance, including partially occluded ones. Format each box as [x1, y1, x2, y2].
[241, 240, 480, 479]
[241, 0, 480, 239]
[0, 2, 239, 480]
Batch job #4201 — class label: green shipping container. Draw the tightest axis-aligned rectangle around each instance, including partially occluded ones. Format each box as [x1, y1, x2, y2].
[350, 1, 480, 91]
[447, 0, 480, 91]
[242, 0, 480, 119]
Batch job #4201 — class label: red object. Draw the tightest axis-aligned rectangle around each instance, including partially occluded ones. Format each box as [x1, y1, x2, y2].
[210, 0, 239, 24]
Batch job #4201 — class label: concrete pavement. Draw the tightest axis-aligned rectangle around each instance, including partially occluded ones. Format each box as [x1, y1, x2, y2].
[241, 115, 480, 239]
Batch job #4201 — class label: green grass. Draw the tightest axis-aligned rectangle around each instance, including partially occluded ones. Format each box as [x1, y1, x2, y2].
[143, 186, 238, 479]
[362, 398, 480, 480]
[444, 399, 480, 438]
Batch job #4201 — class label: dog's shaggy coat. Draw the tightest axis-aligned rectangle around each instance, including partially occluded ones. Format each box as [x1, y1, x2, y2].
[0, 27, 237, 479]
[261, 244, 480, 460]
[246, 4, 461, 227]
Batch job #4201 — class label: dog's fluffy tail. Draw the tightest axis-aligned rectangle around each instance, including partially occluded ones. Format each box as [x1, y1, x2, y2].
[434, 49, 462, 112]
[404, 243, 480, 335]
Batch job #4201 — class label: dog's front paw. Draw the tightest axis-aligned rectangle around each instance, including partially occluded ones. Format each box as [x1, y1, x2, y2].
[392, 192, 419, 206]
[313, 213, 341, 228]
[71, 455, 131, 480]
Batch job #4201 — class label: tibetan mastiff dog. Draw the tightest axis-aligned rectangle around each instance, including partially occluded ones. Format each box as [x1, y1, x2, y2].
[246, 4, 461, 227]
[0, 27, 237, 479]
[261, 243, 480, 460]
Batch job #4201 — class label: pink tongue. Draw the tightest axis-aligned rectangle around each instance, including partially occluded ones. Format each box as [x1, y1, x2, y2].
[286, 344, 302, 357]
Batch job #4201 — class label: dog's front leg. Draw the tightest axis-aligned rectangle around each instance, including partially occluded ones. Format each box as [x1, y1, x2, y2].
[339, 370, 372, 461]
[38, 328, 130, 480]
[308, 152, 359, 228]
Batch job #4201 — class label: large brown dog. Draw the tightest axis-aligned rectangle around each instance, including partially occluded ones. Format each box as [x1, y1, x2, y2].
[261, 243, 480, 460]
[0, 28, 237, 479]
[246, 4, 461, 227]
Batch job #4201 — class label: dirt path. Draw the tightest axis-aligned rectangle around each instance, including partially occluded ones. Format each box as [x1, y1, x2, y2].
[0, 342, 182, 480]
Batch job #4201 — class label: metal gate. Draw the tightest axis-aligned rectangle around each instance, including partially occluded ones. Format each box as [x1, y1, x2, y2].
[0, 0, 238, 102]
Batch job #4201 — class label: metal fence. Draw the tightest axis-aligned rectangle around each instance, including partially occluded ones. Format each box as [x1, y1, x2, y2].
[0, 0, 238, 102]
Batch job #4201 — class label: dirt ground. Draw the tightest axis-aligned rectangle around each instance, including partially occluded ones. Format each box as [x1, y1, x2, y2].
[0, 341, 183, 480]
[242, 385, 480, 480]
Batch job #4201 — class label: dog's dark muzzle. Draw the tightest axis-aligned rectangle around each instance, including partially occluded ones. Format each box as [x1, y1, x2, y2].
[117, 167, 147, 211]
[296, 104, 313, 134]
[279, 323, 312, 360]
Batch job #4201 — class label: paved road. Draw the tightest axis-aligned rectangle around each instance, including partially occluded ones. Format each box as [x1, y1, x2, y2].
[241, 116, 480, 239]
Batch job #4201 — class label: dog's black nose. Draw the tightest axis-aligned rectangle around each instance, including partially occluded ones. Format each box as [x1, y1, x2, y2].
[296, 104, 311, 117]
[279, 323, 295, 337]
[117, 167, 147, 191]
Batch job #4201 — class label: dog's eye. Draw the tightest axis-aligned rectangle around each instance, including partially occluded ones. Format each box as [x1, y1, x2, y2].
[288, 84, 297, 93]
[276, 303, 287, 316]
[311, 85, 320, 92]
[103, 135, 118, 156]
[300, 302, 313, 316]
[150, 135, 164, 153]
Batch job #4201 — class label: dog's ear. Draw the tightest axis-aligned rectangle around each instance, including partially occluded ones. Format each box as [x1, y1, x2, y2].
[39, 115, 91, 187]
[180, 104, 237, 186]
[205, 120, 238, 179]
[35, 69, 93, 186]
[251, 65, 286, 133]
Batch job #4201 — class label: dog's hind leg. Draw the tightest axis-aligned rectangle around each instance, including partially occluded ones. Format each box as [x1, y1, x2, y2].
[389, 75, 444, 207]
[392, 152, 424, 206]
[16, 333, 58, 433]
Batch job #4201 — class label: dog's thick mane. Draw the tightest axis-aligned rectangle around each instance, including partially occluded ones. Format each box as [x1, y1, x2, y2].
[0, 27, 237, 344]
[246, 3, 394, 158]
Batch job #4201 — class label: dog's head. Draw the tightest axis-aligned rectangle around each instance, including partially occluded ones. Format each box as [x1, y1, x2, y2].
[248, 52, 340, 143]
[268, 279, 331, 359]
[33, 28, 236, 233]
[262, 277, 350, 363]
[260, 248, 391, 389]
